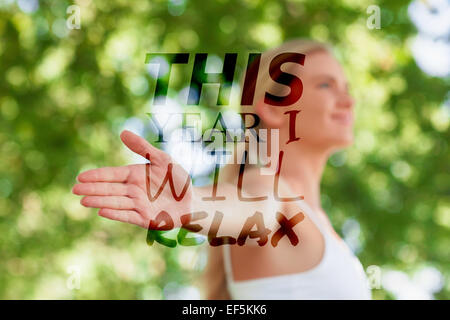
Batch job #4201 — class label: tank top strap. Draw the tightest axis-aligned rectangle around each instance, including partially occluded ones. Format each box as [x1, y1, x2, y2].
[222, 245, 235, 284]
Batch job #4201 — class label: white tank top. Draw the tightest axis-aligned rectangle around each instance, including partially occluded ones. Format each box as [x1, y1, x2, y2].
[222, 200, 372, 299]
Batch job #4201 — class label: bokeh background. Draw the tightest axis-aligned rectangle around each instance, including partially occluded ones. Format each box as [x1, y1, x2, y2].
[0, 0, 449, 299]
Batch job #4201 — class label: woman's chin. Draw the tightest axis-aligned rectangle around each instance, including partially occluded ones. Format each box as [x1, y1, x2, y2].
[331, 135, 354, 149]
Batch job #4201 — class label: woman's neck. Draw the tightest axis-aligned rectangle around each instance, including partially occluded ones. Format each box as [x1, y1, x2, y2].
[278, 142, 329, 213]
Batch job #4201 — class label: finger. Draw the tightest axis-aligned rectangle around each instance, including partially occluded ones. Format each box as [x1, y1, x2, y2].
[72, 183, 144, 198]
[77, 166, 130, 183]
[81, 196, 135, 210]
[120, 130, 170, 165]
[98, 208, 145, 227]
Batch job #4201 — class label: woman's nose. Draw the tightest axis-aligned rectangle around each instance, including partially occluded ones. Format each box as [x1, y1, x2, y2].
[338, 91, 355, 109]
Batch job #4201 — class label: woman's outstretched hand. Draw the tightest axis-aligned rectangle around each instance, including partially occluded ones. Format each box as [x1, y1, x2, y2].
[72, 130, 193, 229]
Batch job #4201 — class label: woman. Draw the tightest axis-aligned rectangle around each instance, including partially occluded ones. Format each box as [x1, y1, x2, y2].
[72, 39, 371, 299]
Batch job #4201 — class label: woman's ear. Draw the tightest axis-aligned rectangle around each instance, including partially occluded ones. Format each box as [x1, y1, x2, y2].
[254, 98, 284, 128]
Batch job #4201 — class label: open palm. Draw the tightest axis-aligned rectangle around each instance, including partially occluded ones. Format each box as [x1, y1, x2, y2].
[72, 130, 193, 229]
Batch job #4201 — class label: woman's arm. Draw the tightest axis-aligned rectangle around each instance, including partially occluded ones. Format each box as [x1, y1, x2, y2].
[72, 130, 283, 244]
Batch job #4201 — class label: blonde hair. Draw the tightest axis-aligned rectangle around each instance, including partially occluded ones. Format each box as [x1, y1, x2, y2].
[202, 39, 331, 300]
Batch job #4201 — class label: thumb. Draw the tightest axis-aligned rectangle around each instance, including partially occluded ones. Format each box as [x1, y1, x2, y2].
[120, 130, 168, 164]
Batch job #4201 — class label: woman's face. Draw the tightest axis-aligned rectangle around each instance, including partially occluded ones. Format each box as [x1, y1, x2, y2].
[293, 50, 355, 151]
[261, 50, 355, 152]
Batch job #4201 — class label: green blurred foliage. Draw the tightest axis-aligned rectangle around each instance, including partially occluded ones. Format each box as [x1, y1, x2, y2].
[0, 0, 448, 299]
